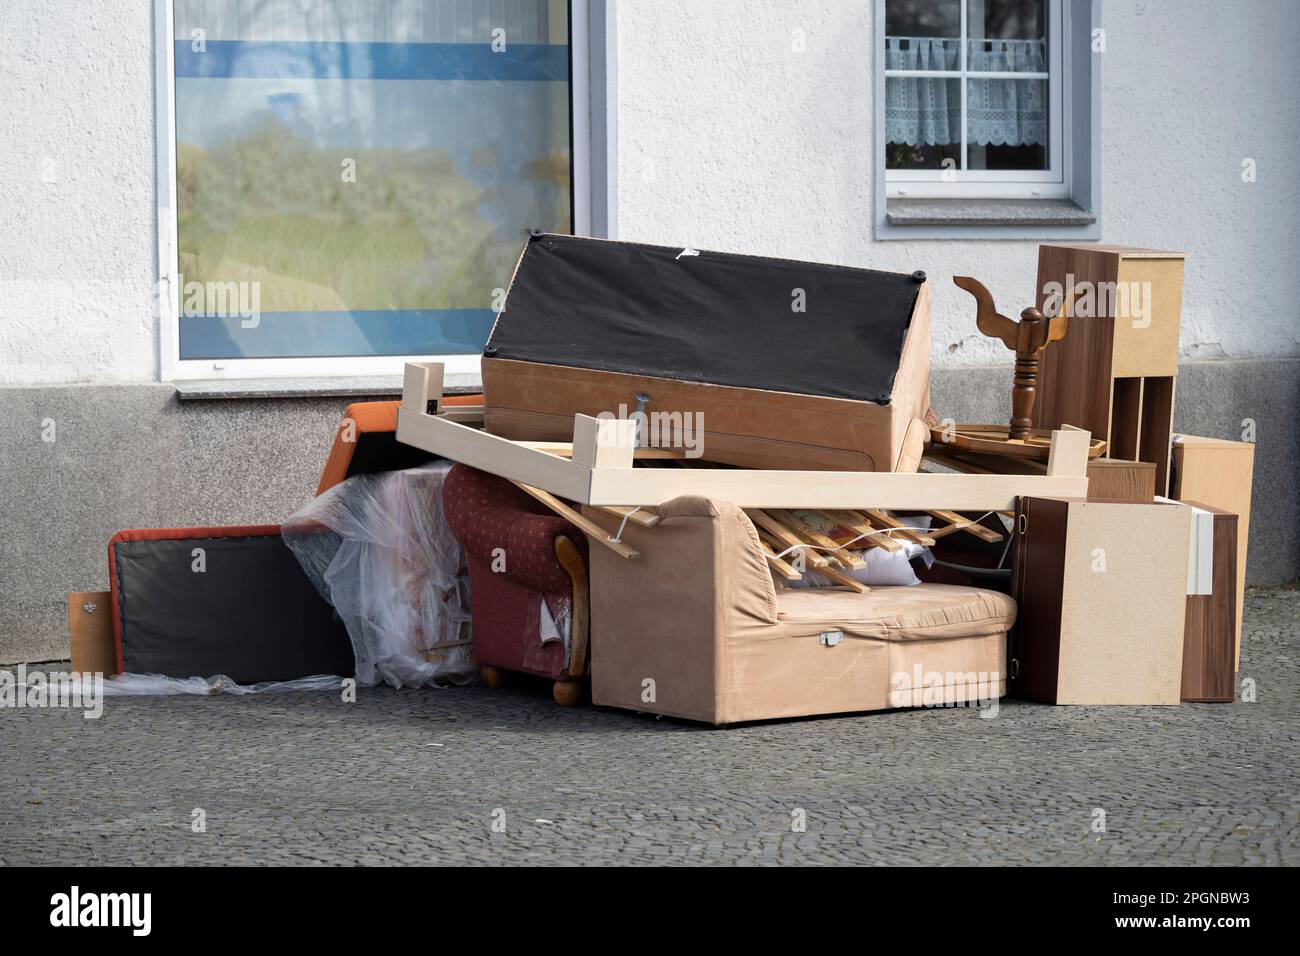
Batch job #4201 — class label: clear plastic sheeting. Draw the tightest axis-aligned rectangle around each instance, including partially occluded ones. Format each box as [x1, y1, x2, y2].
[96, 673, 347, 697]
[282, 462, 474, 688]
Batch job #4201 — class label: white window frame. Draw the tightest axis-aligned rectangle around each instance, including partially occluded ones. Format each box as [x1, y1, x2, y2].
[155, 0, 613, 383]
[883, 0, 1068, 200]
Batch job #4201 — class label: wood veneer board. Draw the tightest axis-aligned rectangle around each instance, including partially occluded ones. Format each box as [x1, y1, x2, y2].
[1085, 458, 1156, 502]
[932, 447, 1156, 503]
[1138, 376, 1176, 496]
[1033, 245, 1185, 453]
[1011, 497, 1068, 703]
[1034, 244, 1120, 438]
[1172, 436, 1254, 668]
[1109, 376, 1142, 460]
[1180, 503, 1237, 702]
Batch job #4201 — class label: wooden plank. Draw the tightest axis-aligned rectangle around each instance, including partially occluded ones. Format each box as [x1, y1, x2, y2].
[511, 482, 640, 560]
[571, 415, 637, 470]
[517, 441, 685, 460]
[596, 505, 662, 528]
[441, 405, 485, 426]
[818, 510, 901, 553]
[397, 403, 592, 502]
[927, 509, 1004, 543]
[398, 364, 1091, 510]
[587, 468, 1088, 510]
[1046, 427, 1093, 477]
[757, 540, 804, 582]
[862, 508, 936, 547]
[402, 361, 442, 415]
[767, 510, 866, 568]
[749, 515, 831, 569]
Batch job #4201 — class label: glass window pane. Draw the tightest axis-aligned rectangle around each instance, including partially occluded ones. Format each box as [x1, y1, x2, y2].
[968, 0, 1048, 73]
[886, 77, 961, 170]
[885, 0, 961, 82]
[172, 0, 572, 361]
[966, 76, 1048, 170]
[885, 0, 962, 40]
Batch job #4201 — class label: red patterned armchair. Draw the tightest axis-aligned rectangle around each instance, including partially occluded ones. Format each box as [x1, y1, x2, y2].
[441, 464, 590, 705]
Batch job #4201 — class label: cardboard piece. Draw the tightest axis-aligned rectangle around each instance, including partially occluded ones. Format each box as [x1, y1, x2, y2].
[67, 591, 119, 676]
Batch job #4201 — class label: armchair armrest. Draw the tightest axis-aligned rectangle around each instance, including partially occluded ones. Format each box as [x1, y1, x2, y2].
[442, 464, 587, 596]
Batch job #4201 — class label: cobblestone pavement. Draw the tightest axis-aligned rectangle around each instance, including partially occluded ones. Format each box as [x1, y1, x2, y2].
[2, 588, 1297, 866]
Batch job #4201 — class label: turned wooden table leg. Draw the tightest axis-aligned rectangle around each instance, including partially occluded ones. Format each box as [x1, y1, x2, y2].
[1010, 354, 1039, 440]
[479, 664, 505, 689]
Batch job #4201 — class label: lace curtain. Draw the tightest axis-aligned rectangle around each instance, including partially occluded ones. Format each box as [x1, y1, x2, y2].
[885, 37, 1047, 149]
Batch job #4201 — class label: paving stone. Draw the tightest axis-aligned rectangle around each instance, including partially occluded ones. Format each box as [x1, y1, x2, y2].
[1, 588, 1297, 865]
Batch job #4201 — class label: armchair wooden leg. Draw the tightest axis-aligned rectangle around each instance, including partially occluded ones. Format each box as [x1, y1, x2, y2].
[479, 664, 506, 689]
[552, 679, 582, 707]
[554, 535, 590, 679]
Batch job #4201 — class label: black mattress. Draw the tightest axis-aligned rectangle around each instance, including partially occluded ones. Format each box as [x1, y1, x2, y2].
[112, 531, 355, 682]
[485, 234, 925, 403]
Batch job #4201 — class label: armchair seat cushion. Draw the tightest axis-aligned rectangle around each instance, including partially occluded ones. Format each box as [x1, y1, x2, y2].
[775, 584, 1016, 641]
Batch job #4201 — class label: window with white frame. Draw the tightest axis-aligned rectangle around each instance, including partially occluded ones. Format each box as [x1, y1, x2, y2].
[159, 0, 589, 380]
[883, 0, 1066, 199]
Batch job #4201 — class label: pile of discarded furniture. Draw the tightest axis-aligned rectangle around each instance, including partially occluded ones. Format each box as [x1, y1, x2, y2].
[69, 235, 1255, 724]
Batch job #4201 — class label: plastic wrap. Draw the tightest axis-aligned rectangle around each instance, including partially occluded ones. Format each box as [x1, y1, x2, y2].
[98, 674, 347, 696]
[282, 462, 474, 688]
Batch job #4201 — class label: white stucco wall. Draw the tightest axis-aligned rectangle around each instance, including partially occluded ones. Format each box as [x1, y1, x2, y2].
[615, 0, 1300, 364]
[1, 0, 1297, 386]
[0, 1, 158, 386]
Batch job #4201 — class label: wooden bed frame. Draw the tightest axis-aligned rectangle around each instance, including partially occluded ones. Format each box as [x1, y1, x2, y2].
[396, 362, 1092, 511]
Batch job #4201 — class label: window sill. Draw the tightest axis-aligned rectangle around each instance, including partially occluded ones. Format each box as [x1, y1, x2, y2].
[172, 373, 483, 401]
[886, 197, 1096, 227]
